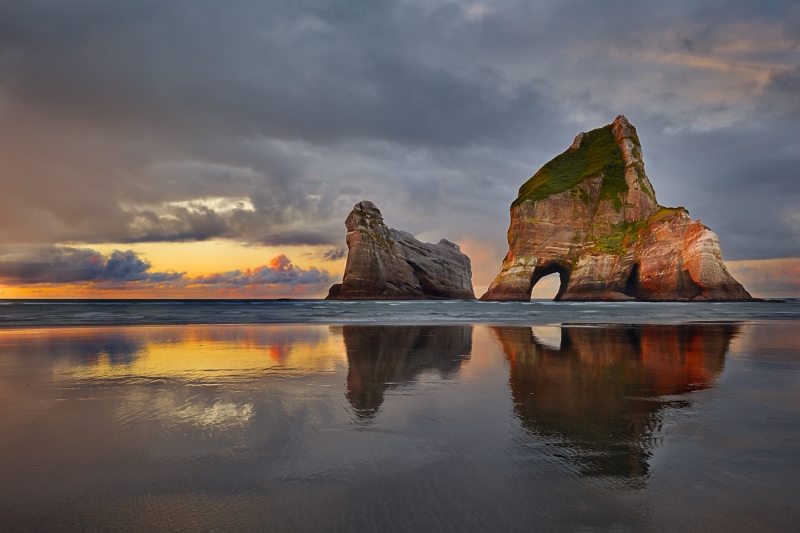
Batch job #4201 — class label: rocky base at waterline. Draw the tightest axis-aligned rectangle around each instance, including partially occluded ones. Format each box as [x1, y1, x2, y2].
[327, 201, 475, 300]
[481, 115, 752, 302]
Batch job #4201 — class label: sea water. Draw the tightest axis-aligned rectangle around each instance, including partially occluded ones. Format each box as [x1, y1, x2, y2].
[0, 298, 798, 327]
[0, 301, 799, 531]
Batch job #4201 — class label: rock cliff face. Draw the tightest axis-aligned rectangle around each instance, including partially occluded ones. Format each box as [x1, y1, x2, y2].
[327, 201, 475, 299]
[481, 116, 752, 301]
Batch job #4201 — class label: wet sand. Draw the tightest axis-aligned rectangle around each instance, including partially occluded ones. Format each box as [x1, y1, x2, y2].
[1, 322, 799, 531]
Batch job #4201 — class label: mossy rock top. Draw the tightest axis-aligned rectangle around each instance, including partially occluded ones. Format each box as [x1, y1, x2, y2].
[513, 123, 632, 209]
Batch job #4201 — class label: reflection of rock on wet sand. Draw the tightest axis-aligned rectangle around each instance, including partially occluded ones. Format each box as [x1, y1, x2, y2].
[341, 325, 473, 419]
[491, 324, 740, 480]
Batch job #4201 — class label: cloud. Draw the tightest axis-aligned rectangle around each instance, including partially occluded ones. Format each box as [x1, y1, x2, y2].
[253, 231, 338, 247]
[728, 259, 800, 298]
[0, 0, 798, 289]
[321, 247, 348, 261]
[0, 246, 331, 295]
[300, 246, 348, 264]
[0, 0, 556, 148]
[0, 246, 183, 285]
[125, 205, 239, 242]
[191, 254, 330, 288]
[761, 66, 800, 117]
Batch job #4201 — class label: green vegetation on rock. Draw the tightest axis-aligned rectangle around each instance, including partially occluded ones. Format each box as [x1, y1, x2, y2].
[591, 219, 649, 256]
[570, 187, 590, 206]
[650, 206, 685, 222]
[588, 207, 686, 256]
[513, 124, 629, 210]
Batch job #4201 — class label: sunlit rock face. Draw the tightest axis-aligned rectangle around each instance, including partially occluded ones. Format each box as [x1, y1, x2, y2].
[492, 324, 739, 480]
[328, 201, 475, 300]
[481, 116, 752, 301]
[340, 325, 473, 419]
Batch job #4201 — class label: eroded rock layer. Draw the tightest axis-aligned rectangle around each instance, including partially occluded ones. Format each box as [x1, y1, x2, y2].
[481, 115, 752, 301]
[327, 201, 475, 299]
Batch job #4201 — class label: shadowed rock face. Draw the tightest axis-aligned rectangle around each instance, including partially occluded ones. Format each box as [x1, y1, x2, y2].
[339, 325, 473, 420]
[481, 116, 752, 301]
[492, 324, 739, 480]
[327, 201, 475, 300]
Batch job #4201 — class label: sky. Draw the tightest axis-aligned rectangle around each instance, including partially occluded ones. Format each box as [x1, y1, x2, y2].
[0, 0, 798, 298]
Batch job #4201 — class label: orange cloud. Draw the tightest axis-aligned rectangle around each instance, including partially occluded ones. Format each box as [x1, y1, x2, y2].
[726, 258, 800, 298]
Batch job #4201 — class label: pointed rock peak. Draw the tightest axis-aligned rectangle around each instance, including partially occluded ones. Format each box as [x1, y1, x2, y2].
[613, 114, 630, 127]
[569, 132, 585, 150]
[353, 200, 383, 221]
[611, 115, 641, 147]
[514, 118, 626, 206]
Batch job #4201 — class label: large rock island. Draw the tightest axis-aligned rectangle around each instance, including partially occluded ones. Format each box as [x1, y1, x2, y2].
[327, 201, 475, 300]
[481, 116, 752, 301]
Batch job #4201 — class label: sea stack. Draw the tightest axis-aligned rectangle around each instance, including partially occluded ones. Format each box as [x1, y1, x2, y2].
[481, 116, 752, 301]
[327, 201, 475, 299]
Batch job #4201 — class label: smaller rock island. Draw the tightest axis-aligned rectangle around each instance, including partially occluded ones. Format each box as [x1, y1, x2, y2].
[326, 201, 475, 300]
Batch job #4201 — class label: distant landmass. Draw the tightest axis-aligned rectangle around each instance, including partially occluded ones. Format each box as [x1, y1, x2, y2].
[481, 115, 751, 301]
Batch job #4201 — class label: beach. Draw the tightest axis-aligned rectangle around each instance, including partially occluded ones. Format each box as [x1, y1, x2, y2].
[1, 302, 799, 531]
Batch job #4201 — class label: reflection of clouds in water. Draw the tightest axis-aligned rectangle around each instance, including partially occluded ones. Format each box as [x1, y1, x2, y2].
[177, 401, 254, 430]
[41, 325, 345, 383]
[492, 324, 740, 483]
[86, 337, 146, 366]
[0, 330, 148, 367]
[115, 389, 256, 436]
[22, 325, 347, 448]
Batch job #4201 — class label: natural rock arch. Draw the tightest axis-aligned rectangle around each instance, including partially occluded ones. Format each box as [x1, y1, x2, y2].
[481, 116, 752, 302]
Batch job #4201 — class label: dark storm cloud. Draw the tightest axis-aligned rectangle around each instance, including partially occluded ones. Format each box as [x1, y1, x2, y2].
[0, 0, 798, 287]
[124, 206, 234, 242]
[0, 246, 184, 285]
[0, 0, 554, 147]
[0, 247, 106, 284]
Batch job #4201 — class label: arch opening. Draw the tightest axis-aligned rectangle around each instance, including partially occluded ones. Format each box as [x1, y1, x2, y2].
[531, 273, 561, 300]
[623, 263, 641, 299]
[530, 263, 571, 301]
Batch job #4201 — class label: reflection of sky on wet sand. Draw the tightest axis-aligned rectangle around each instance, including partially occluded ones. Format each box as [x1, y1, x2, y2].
[0, 323, 799, 531]
[14, 325, 349, 382]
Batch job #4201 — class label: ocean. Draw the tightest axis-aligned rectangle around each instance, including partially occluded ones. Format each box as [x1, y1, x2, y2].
[1, 300, 799, 531]
[1, 298, 798, 327]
